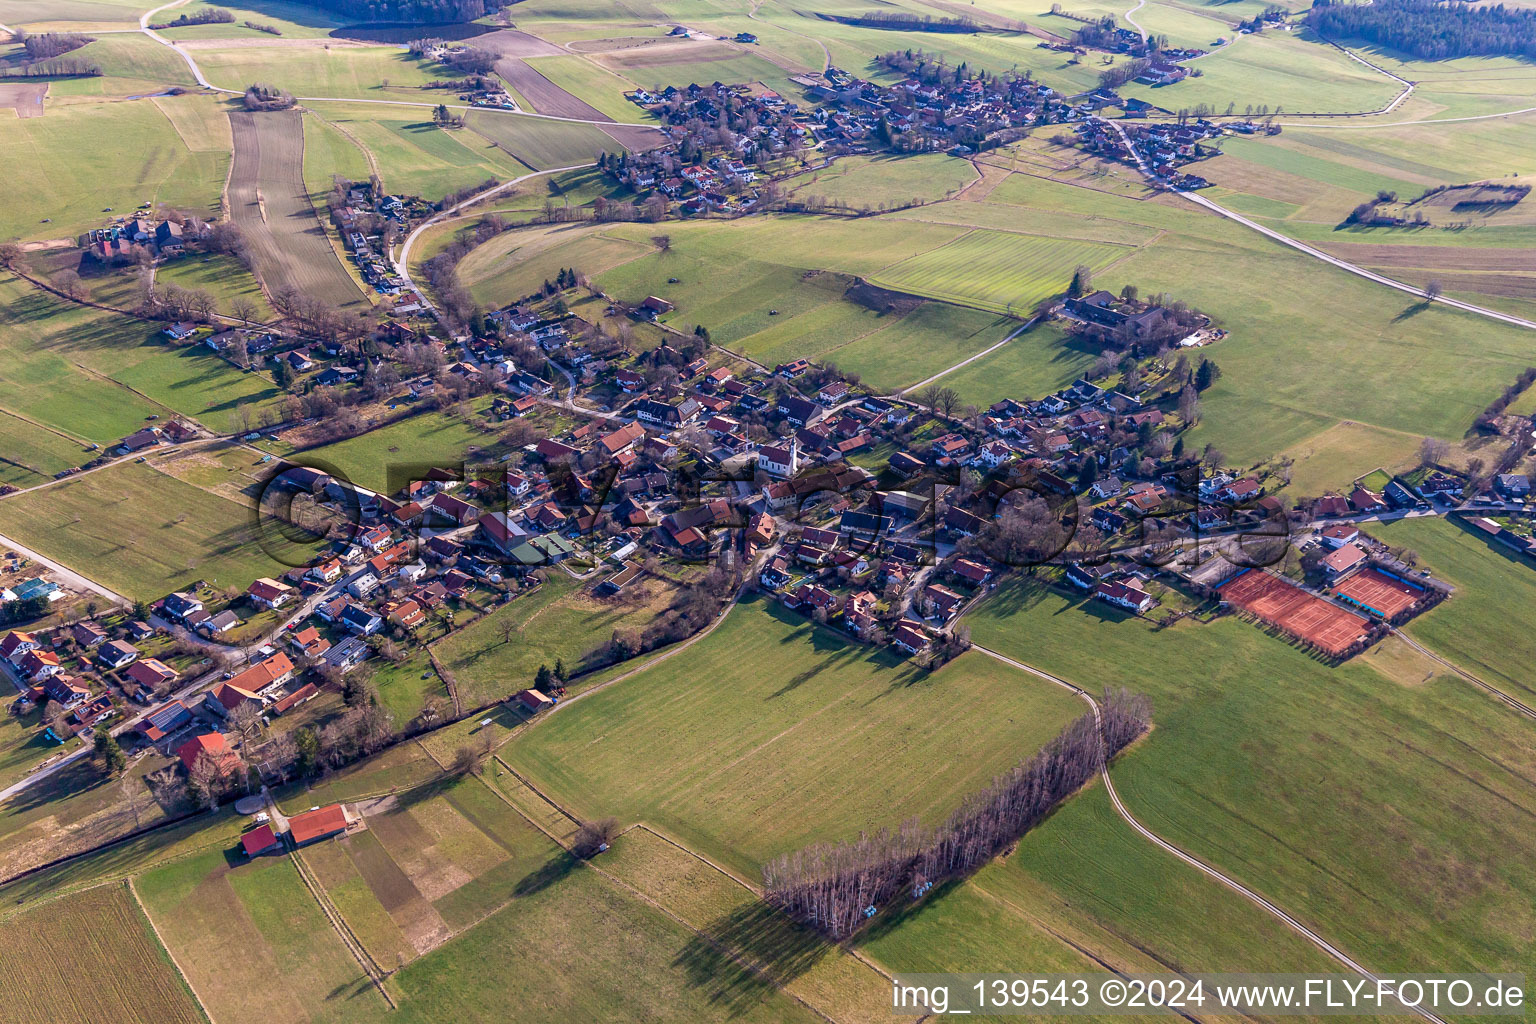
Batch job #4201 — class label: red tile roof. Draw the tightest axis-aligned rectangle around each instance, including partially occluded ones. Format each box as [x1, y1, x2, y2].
[287, 804, 348, 845]
[241, 823, 279, 857]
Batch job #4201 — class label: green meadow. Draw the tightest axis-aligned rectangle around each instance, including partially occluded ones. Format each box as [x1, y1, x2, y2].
[505, 597, 1087, 877]
[966, 579, 1536, 982]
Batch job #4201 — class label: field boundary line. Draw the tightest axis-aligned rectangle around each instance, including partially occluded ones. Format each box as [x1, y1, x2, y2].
[490, 755, 578, 824]
[1388, 627, 1536, 722]
[309, 109, 382, 185]
[127, 875, 217, 1024]
[0, 403, 93, 448]
[969, 642, 1450, 1024]
[964, 883, 1211, 1024]
[287, 843, 398, 1007]
[470, 770, 847, 1024]
[414, 735, 449, 770]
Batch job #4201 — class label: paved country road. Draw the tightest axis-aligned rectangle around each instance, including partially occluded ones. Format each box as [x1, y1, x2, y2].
[139, 1, 661, 128]
[1175, 189, 1536, 331]
[0, 531, 129, 607]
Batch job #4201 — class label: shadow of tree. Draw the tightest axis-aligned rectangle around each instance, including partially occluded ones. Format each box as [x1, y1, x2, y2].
[673, 902, 833, 1013]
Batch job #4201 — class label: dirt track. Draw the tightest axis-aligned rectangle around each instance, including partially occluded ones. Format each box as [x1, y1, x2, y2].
[226, 109, 364, 307]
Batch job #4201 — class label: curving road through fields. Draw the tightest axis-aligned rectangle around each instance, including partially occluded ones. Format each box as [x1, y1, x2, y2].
[973, 644, 1451, 1024]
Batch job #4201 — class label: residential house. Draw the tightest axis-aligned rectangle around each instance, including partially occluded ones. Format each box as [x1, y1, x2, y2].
[1095, 578, 1155, 613]
[247, 577, 296, 610]
[97, 640, 139, 671]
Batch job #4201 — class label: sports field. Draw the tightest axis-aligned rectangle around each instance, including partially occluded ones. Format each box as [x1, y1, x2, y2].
[1332, 566, 1424, 619]
[1217, 568, 1372, 655]
[504, 597, 1086, 876]
[227, 109, 365, 307]
[0, 883, 205, 1024]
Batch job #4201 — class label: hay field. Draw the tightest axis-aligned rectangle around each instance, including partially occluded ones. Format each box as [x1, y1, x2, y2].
[0, 883, 206, 1024]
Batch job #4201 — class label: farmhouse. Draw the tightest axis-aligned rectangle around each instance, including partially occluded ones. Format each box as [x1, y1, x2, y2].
[241, 823, 281, 857]
[287, 804, 350, 846]
[516, 688, 555, 714]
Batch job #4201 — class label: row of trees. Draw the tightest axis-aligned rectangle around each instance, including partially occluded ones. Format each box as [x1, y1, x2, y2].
[0, 55, 100, 77]
[1308, 0, 1536, 60]
[763, 689, 1152, 938]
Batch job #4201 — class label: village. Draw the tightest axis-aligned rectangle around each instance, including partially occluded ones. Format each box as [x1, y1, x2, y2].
[7, 239, 1535, 825]
[601, 54, 1264, 212]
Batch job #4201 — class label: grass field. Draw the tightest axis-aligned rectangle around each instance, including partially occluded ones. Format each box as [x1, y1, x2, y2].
[600, 827, 896, 1024]
[432, 573, 682, 707]
[519, 53, 648, 121]
[860, 782, 1340, 983]
[192, 42, 449, 98]
[966, 579, 1536, 983]
[305, 103, 530, 199]
[869, 228, 1133, 315]
[297, 773, 556, 966]
[156, 0, 345, 39]
[1278, 420, 1418, 497]
[0, 748, 179, 882]
[934, 321, 1099, 407]
[504, 596, 1086, 877]
[0, 409, 96, 487]
[301, 109, 374, 199]
[788, 153, 979, 209]
[0, 99, 225, 242]
[299, 404, 505, 493]
[0, 459, 320, 601]
[137, 848, 388, 1024]
[464, 109, 624, 170]
[154, 252, 274, 321]
[459, 222, 654, 305]
[1123, 29, 1403, 115]
[0, 882, 207, 1024]
[383, 808, 824, 1024]
[0, 276, 173, 442]
[1374, 517, 1536, 702]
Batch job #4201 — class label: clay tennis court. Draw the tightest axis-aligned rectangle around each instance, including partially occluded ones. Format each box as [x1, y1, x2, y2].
[1333, 567, 1423, 619]
[1218, 569, 1371, 656]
